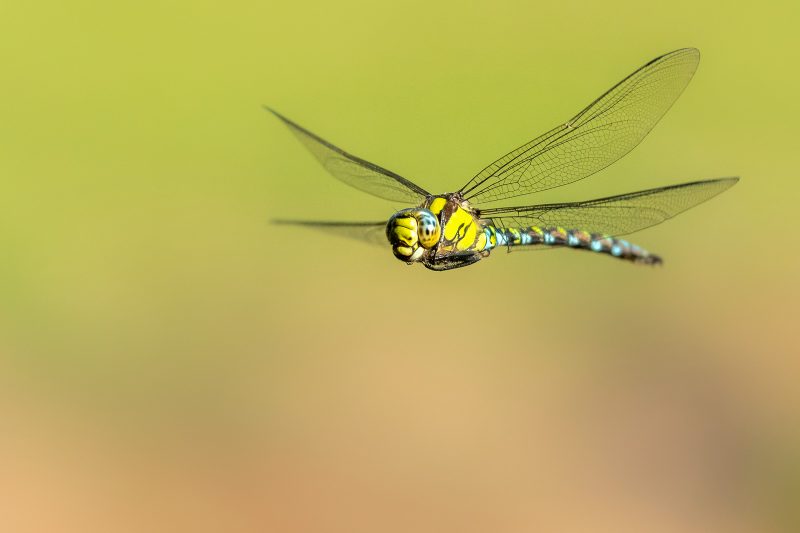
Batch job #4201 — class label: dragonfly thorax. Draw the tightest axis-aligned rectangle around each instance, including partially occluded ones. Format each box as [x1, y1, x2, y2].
[386, 208, 441, 263]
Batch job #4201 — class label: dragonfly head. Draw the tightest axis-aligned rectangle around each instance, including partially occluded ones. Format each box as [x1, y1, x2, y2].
[386, 208, 441, 263]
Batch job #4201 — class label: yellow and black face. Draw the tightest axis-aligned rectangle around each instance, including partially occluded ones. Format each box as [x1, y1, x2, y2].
[385, 208, 441, 263]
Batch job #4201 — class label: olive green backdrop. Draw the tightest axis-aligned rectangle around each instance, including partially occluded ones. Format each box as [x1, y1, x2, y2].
[0, 1, 797, 531]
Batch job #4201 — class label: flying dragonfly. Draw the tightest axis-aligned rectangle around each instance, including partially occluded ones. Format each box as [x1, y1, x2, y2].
[270, 48, 738, 271]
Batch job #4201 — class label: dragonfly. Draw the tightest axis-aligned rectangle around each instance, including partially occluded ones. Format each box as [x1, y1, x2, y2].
[270, 48, 738, 271]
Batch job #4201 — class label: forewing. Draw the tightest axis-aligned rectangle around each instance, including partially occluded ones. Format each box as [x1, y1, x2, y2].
[268, 108, 430, 203]
[273, 220, 388, 247]
[480, 178, 738, 236]
[459, 48, 701, 204]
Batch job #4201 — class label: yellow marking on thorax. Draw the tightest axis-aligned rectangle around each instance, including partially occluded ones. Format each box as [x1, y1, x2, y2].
[428, 197, 447, 216]
[443, 205, 479, 251]
[475, 230, 487, 251]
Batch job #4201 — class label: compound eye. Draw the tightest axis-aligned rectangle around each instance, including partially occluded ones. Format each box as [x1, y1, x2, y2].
[416, 210, 441, 248]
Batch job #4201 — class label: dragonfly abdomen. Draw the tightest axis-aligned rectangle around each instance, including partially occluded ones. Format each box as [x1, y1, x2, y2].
[483, 226, 662, 265]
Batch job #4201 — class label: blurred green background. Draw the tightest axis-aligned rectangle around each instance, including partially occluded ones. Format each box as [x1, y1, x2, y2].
[0, 0, 797, 531]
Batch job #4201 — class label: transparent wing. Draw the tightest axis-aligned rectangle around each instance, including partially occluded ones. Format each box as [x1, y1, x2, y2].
[272, 219, 388, 247]
[479, 177, 738, 236]
[459, 48, 701, 204]
[268, 108, 430, 203]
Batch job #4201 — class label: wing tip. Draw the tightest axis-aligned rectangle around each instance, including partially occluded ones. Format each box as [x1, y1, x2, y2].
[716, 176, 740, 189]
[263, 105, 292, 125]
[668, 47, 700, 58]
[650, 48, 700, 70]
[271, 219, 319, 227]
[270, 218, 302, 227]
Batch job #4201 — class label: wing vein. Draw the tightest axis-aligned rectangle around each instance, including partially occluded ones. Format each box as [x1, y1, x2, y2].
[459, 48, 701, 204]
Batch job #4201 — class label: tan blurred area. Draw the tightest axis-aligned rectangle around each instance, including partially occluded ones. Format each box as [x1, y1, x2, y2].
[0, 1, 798, 532]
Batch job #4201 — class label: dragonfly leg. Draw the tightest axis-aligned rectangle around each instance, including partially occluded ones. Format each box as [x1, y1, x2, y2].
[423, 252, 483, 271]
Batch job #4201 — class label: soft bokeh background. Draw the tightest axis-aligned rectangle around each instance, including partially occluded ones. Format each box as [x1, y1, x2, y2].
[0, 1, 797, 531]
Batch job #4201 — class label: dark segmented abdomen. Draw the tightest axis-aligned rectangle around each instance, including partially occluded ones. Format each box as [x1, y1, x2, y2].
[483, 225, 662, 265]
